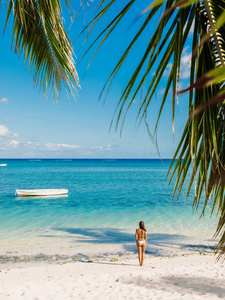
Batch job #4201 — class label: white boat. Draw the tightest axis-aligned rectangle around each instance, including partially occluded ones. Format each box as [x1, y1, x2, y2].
[0, 164, 7, 166]
[15, 189, 68, 197]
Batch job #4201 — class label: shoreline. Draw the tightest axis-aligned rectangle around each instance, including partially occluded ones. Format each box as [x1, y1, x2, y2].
[0, 241, 218, 262]
[0, 240, 218, 266]
[0, 233, 219, 266]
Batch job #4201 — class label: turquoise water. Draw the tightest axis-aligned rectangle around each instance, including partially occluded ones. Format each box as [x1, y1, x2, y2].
[0, 159, 218, 257]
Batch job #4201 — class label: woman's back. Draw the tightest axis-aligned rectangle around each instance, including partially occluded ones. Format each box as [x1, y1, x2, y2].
[136, 228, 146, 241]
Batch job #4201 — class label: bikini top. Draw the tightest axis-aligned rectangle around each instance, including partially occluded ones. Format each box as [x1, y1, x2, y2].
[136, 228, 146, 240]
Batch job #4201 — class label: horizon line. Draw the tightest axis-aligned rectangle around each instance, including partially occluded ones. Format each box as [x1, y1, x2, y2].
[0, 158, 175, 160]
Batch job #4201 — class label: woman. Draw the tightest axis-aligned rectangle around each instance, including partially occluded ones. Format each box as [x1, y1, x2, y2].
[135, 221, 147, 266]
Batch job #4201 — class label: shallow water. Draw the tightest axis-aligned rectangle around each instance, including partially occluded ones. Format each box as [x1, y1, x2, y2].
[0, 159, 218, 257]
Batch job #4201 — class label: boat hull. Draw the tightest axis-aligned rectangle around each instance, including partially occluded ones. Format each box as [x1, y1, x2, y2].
[16, 189, 68, 197]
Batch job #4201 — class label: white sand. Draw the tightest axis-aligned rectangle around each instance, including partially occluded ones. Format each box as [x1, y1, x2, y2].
[0, 253, 224, 300]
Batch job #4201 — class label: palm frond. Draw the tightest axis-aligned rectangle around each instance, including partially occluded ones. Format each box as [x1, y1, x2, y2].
[4, 0, 80, 101]
[77, 0, 225, 258]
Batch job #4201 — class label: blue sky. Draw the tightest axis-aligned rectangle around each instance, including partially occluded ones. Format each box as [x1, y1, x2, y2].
[0, 1, 192, 158]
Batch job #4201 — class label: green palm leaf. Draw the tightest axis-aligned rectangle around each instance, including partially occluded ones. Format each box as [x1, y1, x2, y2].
[77, 0, 225, 258]
[3, 0, 80, 100]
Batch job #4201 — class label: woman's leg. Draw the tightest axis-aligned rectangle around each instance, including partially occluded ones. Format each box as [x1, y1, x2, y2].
[137, 245, 142, 265]
[141, 243, 147, 266]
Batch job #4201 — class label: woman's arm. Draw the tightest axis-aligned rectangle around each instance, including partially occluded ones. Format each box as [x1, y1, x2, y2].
[135, 229, 138, 241]
[135, 229, 139, 247]
[145, 231, 147, 243]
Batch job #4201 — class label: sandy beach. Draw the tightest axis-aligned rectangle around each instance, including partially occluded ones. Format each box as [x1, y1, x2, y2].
[0, 252, 224, 300]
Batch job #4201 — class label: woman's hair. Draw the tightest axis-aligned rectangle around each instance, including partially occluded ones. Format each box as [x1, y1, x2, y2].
[139, 221, 146, 232]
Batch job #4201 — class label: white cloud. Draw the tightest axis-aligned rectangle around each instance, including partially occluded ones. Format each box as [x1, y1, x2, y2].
[183, 21, 195, 35]
[12, 132, 19, 138]
[9, 140, 19, 146]
[45, 143, 81, 150]
[0, 138, 41, 151]
[25, 141, 41, 148]
[0, 125, 19, 138]
[0, 125, 10, 137]
[0, 98, 8, 103]
[0, 135, 117, 157]
[163, 47, 191, 81]
[180, 47, 191, 79]
[163, 63, 172, 77]
[95, 144, 112, 152]
[181, 54, 191, 65]
[43, 142, 113, 155]
[0, 139, 20, 150]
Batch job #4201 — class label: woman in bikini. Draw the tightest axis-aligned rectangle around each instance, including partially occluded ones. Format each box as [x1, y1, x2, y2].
[135, 221, 147, 266]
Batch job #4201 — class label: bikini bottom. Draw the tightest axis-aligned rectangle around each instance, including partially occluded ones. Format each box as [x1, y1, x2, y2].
[138, 240, 145, 245]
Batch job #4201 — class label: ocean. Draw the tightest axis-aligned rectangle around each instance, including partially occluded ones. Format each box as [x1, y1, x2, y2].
[0, 159, 218, 260]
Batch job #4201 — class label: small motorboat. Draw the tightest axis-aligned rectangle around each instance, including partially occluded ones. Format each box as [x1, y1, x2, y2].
[15, 189, 68, 197]
[0, 164, 7, 166]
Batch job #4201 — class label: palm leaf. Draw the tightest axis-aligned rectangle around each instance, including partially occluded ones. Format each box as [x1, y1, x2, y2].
[4, 0, 80, 100]
[77, 0, 225, 258]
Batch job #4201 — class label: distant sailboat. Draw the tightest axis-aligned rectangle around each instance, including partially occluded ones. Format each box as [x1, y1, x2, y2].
[15, 189, 68, 197]
[0, 164, 7, 166]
